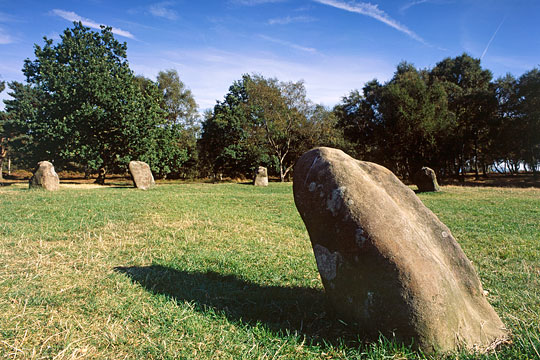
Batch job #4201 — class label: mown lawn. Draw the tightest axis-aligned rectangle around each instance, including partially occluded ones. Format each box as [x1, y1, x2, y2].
[0, 183, 538, 359]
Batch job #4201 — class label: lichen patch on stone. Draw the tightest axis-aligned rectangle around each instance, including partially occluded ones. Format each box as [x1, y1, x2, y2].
[313, 244, 340, 281]
[326, 186, 346, 216]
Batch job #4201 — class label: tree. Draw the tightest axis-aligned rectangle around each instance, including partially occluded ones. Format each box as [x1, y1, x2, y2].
[245, 75, 312, 181]
[431, 53, 495, 180]
[1, 81, 45, 178]
[199, 75, 269, 179]
[334, 63, 453, 179]
[156, 69, 200, 178]
[517, 68, 540, 176]
[19, 22, 170, 184]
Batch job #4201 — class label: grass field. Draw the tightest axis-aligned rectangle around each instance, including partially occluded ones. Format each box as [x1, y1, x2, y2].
[0, 182, 539, 359]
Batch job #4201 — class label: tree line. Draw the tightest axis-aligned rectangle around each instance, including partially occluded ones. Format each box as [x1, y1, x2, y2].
[1, 23, 539, 183]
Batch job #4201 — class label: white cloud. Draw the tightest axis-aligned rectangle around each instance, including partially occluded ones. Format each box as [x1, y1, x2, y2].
[149, 2, 178, 20]
[313, 0, 426, 44]
[400, 0, 429, 13]
[231, 0, 287, 5]
[258, 35, 317, 53]
[268, 15, 316, 25]
[0, 27, 14, 44]
[481, 17, 506, 60]
[51, 9, 135, 39]
[129, 48, 394, 111]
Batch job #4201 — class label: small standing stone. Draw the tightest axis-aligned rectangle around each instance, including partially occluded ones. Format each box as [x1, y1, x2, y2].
[29, 161, 60, 191]
[293, 147, 507, 353]
[253, 166, 268, 186]
[129, 161, 155, 190]
[414, 167, 440, 192]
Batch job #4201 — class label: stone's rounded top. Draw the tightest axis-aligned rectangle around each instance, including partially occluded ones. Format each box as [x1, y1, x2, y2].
[293, 147, 507, 354]
[414, 166, 440, 192]
[29, 161, 60, 191]
[128, 160, 155, 190]
[255, 166, 268, 177]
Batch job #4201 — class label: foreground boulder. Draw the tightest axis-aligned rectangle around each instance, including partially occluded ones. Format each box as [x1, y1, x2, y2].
[293, 147, 507, 353]
[29, 161, 60, 191]
[414, 167, 440, 192]
[253, 166, 268, 186]
[128, 161, 155, 190]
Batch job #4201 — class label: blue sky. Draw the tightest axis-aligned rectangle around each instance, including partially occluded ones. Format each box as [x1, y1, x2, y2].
[1, 0, 539, 111]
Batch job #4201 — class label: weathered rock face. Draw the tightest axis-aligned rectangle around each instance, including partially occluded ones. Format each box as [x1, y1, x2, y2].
[293, 147, 507, 353]
[29, 161, 60, 191]
[414, 167, 440, 192]
[129, 161, 155, 190]
[253, 166, 268, 187]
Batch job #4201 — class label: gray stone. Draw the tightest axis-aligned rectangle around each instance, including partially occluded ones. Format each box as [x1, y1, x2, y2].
[414, 167, 441, 192]
[253, 166, 268, 186]
[129, 161, 155, 190]
[293, 147, 508, 353]
[29, 161, 60, 191]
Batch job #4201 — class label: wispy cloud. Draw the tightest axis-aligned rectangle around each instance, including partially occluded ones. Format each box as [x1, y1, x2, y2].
[314, 0, 426, 44]
[149, 2, 178, 20]
[51, 9, 135, 39]
[268, 15, 316, 25]
[481, 17, 506, 60]
[259, 34, 317, 53]
[400, 0, 429, 13]
[231, 0, 286, 5]
[0, 27, 14, 44]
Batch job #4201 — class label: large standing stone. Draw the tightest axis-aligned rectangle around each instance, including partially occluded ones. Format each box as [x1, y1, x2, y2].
[414, 167, 440, 192]
[29, 161, 60, 191]
[293, 147, 507, 353]
[129, 161, 155, 190]
[253, 166, 268, 186]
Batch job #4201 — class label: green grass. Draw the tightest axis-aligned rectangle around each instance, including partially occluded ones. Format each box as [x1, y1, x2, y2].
[0, 183, 538, 359]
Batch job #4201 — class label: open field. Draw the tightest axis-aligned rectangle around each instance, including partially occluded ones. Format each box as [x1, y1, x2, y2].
[0, 183, 539, 359]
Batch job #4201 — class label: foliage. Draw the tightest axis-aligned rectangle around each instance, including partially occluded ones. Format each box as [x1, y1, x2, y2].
[199, 75, 269, 178]
[10, 22, 183, 183]
[200, 74, 343, 180]
[516, 68, 540, 175]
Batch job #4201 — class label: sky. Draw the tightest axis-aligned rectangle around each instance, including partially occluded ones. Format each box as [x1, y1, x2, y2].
[1, 0, 539, 111]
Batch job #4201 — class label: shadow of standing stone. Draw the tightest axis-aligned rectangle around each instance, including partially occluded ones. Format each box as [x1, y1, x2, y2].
[293, 147, 508, 354]
[29, 161, 60, 191]
[128, 161, 155, 190]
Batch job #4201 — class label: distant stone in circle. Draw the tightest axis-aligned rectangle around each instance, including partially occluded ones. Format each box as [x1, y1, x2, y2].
[29, 161, 60, 191]
[293, 147, 508, 354]
[129, 161, 155, 190]
[414, 167, 440, 192]
[253, 166, 268, 186]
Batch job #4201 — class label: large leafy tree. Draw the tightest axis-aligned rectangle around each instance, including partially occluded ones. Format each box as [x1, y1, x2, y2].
[156, 69, 200, 178]
[1, 81, 45, 178]
[19, 22, 169, 183]
[431, 53, 496, 179]
[245, 75, 312, 181]
[334, 63, 453, 179]
[517, 68, 540, 176]
[199, 75, 268, 178]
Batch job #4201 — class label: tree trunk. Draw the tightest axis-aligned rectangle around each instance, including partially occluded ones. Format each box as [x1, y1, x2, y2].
[95, 167, 107, 185]
[0, 158, 3, 181]
[8, 157, 11, 175]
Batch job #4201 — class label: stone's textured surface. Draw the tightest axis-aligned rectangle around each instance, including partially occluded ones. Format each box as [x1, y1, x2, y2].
[293, 147, 508, 353]
[129, 161, 155, 190]
[414, 167, 440, 192]
[253, 166, 269, 186]
[29, 161, 60, 191]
